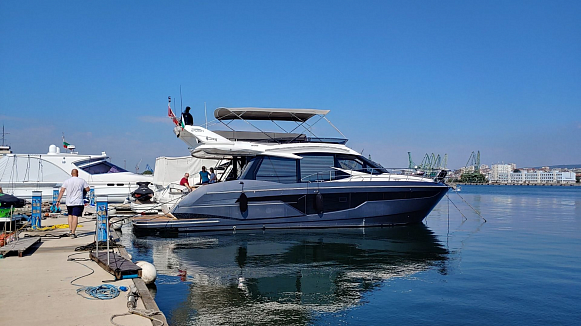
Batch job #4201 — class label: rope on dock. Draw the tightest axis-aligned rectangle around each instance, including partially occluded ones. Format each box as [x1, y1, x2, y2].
[77, 284, 120, 300]
[110, 308, 165, 326]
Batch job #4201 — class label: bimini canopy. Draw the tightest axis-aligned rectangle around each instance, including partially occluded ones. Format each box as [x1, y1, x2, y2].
[214, 108, 330, 122]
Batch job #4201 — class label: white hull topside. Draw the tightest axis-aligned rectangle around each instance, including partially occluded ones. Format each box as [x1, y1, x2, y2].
[0, 145, 152, 203]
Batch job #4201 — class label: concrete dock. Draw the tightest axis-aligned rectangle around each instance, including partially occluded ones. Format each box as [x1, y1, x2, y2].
[0, 213, 166, 326]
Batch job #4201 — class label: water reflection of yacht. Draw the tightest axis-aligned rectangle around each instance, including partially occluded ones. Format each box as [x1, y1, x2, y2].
[127, 225, 448, 325]
[133, 106, 448, 233]
[0, 145, 152, 202]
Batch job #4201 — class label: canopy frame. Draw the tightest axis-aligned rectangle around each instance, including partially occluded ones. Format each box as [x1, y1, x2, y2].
[213, 107, 346, 145]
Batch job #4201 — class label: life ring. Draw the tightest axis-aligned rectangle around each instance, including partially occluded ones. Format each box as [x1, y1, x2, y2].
[237, 193, 248, 213]
[314, 193, 324, 214]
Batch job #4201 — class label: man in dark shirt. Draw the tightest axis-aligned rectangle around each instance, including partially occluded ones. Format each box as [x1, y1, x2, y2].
[182, 106, 193, 126]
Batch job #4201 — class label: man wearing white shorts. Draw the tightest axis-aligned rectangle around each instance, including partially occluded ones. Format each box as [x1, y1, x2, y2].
[56, 169, 90, 238]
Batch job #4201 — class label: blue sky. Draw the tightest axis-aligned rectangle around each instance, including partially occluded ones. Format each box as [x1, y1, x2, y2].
[1, 1, 579, 171]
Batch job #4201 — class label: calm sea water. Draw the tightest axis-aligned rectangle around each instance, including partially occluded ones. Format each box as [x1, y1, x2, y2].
[121, 185, 581, 326]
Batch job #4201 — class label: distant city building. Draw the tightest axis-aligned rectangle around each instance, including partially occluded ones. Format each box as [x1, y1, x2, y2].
[479, 164, 490, 174]
[489, 163, 515, 181]
[488, 163, 576, 184]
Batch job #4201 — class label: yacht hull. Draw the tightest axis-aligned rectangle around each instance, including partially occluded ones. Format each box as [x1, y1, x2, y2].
[132, 180, 448, 234]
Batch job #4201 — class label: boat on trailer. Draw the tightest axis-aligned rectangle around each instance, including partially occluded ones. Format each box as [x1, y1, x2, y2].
[133, 103, 448, 235]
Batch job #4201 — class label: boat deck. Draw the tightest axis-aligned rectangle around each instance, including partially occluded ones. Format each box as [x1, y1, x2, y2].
[132, 214, 177, 222]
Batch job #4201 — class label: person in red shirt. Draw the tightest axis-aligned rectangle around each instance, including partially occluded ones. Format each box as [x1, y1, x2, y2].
[180, 173, 193, 191]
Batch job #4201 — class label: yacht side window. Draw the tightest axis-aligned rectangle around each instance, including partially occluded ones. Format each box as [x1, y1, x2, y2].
[299, 154, 336, 182]
[255, 156, 298, 183]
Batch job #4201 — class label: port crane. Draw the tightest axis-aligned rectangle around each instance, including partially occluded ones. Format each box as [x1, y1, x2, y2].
[408, 152, 448, 178]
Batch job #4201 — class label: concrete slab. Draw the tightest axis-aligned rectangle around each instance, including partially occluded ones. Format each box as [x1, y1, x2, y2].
[0, 213, 162, 326]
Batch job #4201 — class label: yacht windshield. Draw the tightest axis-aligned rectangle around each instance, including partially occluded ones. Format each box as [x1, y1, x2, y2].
[336, 155, 388, 174]
[75, 159, 128, 175]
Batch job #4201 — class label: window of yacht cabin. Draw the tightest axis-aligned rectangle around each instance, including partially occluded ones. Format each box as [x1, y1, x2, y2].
[299, 154, 337, 182]
[337, 156, 364, 172]
[335, 154, 387, 174]
[254, 156, 298, 183]
[77, 161, 127, 174]
[239, 156, 261, 180]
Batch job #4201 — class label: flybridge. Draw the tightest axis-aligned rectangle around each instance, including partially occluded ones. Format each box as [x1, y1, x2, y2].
[211, 107, 348, 145]
[166, 99, 350, 158]
[214, 107, 331, 122]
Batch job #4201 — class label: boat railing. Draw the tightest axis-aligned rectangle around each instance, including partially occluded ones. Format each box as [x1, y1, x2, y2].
[299, 167, 433, 183]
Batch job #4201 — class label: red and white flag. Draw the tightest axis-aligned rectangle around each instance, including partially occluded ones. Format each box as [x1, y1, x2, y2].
[167, 96, 180, 126]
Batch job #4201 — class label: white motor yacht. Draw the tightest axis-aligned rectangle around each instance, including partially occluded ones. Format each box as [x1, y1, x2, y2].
[0, 144, 153, 203]
[133, 104, 448, 234]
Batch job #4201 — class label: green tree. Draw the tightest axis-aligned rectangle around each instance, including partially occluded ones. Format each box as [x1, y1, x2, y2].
[460, 173, 486, 184]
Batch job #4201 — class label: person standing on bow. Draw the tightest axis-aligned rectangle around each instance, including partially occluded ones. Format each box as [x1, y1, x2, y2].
[182, 106, 194, 126]
[56, 169, 90, 238]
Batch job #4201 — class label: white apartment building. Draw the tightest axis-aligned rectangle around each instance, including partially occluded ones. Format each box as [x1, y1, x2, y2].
[489, 163, 516, 182]
[488, 164, 576, 184]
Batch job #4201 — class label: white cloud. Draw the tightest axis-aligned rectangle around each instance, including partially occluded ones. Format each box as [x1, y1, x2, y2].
[138, 116, 173, 124]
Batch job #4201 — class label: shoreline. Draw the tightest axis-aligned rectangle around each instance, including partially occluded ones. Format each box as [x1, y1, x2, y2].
[452, 183, 580, 186]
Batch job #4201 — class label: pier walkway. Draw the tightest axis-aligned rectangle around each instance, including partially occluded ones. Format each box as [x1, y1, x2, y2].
[0, 214, 164, 326]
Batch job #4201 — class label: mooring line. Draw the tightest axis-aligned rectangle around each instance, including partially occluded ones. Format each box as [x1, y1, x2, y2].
[452, 191, 487, 222]
[445, 194, 467, 220]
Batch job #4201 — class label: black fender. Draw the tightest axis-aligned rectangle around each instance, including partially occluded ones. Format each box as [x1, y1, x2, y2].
[313, 193, 324, 214]
[236, 193, 248, 213]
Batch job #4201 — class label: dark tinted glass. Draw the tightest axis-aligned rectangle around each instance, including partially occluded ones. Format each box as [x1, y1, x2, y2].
[79, 161, 127, 174]
[299, 154, 336, 181]
[255, 156, 297, 183]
